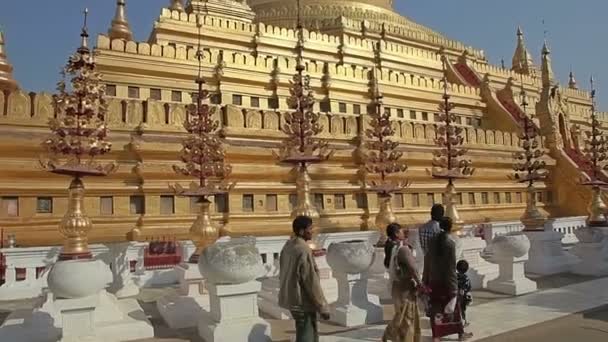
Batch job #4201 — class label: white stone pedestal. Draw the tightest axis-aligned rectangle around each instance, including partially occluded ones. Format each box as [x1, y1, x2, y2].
[330, 273, 383, 327]
[459, 237, 499, 289]
[108, 242, 140, 298]
[486, 255, 537, 295]
[524, 230, 579, 275]
[0, 290, 154, 342]
[56, 295, 99, 342]
[568, 226, 608, 276]
[157, 262, 209, 329]
[198, 281, 271, 342]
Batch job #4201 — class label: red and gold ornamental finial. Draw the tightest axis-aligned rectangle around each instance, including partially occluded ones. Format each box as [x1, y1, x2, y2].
[40, 9, 116, 260]
[171, 15, 234, 262]
[274, 0, 333, 220]
[512, 78, 548, 230]
[431, 56, 474, 230]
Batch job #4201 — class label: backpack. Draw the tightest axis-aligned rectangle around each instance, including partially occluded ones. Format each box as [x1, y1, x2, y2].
[388, 244, 403, 282]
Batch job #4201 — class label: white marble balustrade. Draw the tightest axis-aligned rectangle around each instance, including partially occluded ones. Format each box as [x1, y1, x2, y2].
[480, 220, 526, 241]
[545, 216, 586, 244]
[0, 218, 588, 302]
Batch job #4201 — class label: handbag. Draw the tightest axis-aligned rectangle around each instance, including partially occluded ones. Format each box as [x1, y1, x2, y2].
[444, 296, 457, 314]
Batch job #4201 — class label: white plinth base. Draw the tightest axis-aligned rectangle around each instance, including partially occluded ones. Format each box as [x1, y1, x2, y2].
[157, 291, 209, 329]
[486, 256, 537, 296]
[0, 290, 154, 342]
[330, 273, 383, 327]
[570, 241, 608, 276]
[157, 262, 209, 329]
[524, 231, 579, 275]
[459, 237, 499, 289]
[56, 295, 99, 342]
[113, 282, 139, 299]
[198, 281, 271, 342]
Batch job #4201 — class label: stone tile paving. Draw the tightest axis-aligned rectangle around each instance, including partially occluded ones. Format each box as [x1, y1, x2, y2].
[0, 273, 604, 342]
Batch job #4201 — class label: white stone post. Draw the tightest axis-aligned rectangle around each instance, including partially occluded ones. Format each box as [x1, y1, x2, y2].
[157, 261, 210, 329]
[483, 233, 537, 296]
[331, 272, 383, 327]
[570, 227, 608, 276]
[198, 281, 271, 342]
[108, 242, 140, 298]
[457, 236, 498, 289]
[326, 240, 383, 327]
[197, 238, 271, 342]
[523, 223, 579, 275]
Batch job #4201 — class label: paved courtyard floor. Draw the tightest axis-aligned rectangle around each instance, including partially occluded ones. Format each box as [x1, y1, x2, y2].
[0, 274, 607, 342]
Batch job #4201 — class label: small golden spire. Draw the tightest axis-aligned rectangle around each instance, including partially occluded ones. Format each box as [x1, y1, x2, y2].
[169, 0, 185, 11]
[108, 0, 133, 41]
[569, 69, 578, 89]
[541, 40, 555, 88]
[0, 30, 18, 91]
[512, 26, 535, 75]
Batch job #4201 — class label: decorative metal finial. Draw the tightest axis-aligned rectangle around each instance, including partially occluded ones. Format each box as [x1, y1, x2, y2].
[171, 13, 233, 261]
[40, 10, 115, 259]
[512, 73, 548, 229]
[431, 55, 474, 229]
[361, 62, 410, 237]
[80, 8, 90, 49]
[273, 0, 333, 220]
[295, 0, 305, 72]
[581, 75, 608, 225]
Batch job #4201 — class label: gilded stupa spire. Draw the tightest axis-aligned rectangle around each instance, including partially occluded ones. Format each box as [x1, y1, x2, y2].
[569, 69, 578, 89]
[108, 0, 133, 41]
[511, 26, 535, 76]
[0, 29, 18, 92]
[169, 0, 185, 11]
[541, 40, 555, 88]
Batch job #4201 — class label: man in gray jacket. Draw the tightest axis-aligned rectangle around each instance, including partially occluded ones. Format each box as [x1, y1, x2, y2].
[279, 216, 330, 342]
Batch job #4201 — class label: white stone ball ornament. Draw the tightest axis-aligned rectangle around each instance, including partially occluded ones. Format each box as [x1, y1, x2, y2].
[489, 232, 530, 259]
[198, 237, 265, 284]
[326, 240, 375, 274]
[47, 259, 113, 299]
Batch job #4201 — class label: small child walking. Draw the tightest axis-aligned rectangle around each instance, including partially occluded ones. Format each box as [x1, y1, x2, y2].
[456, 260, 472, 327]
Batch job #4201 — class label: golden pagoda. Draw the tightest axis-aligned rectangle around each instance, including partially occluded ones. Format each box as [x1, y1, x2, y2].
[0, 0, 605, 246]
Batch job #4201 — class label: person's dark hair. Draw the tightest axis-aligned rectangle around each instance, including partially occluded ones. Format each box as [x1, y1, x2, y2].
[430, 204, 445, 221]
[457, 260, 469, 274]
[292, 216, 313, 234]
[433, 216, 453, 258]
[386, 223, 402, 240]
[439, 216, 453, 233]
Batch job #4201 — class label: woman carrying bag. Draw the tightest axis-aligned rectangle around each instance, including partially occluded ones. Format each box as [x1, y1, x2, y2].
[382, 224, 423, 342]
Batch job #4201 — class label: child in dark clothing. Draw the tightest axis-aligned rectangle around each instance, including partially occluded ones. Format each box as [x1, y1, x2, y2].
[456, 260, 472, 327]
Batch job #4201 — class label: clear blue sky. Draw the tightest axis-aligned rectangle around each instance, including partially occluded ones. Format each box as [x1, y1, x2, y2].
[1, 0, 606, 108]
